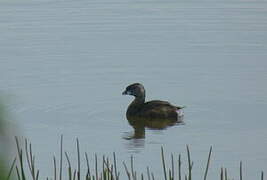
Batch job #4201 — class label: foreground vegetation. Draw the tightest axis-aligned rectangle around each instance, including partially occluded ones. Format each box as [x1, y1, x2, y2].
[3, 136, 264, 180]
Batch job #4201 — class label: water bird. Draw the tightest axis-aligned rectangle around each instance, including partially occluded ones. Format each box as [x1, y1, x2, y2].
[122, 83, 185, 129]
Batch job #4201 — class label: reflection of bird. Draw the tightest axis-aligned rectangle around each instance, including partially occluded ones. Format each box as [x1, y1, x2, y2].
[122, 83, 185, 129]
[123, 127, 145, 140]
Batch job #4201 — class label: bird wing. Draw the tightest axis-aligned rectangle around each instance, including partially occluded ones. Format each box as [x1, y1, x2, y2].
[140, 100, 178, 119]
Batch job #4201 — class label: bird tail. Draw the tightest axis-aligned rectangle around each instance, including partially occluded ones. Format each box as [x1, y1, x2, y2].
[177, 106, 186, 109]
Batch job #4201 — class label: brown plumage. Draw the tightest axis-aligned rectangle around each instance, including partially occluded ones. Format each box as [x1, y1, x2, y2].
[122, 83, 184, 125]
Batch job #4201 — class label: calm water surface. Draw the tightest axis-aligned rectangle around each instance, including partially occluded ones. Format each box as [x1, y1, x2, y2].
[0, 0, 267, 178]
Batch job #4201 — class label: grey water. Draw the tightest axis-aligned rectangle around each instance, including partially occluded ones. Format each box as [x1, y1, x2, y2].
[0, 0, 267, 178]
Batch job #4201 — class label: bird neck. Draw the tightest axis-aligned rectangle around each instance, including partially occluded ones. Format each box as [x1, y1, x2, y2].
[126, 95, 145, 118]
[131, 96, 145, 105]
[127, 97, 145, 118]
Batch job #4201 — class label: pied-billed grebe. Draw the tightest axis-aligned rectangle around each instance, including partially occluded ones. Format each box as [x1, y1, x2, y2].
[122, 83, 185, 121]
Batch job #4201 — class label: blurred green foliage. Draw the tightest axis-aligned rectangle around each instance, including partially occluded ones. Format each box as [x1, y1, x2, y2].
[0, 98, 9, 179]
[0, 100, 7, 134]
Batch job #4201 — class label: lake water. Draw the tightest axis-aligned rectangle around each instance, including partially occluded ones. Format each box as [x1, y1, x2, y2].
[0, 0, 267, 179]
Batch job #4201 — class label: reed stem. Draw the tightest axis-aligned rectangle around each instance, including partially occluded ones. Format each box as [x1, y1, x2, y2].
[203, 146, 212, 180]
[240, 161, 242, 180]
[161, 147, 167, 180]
